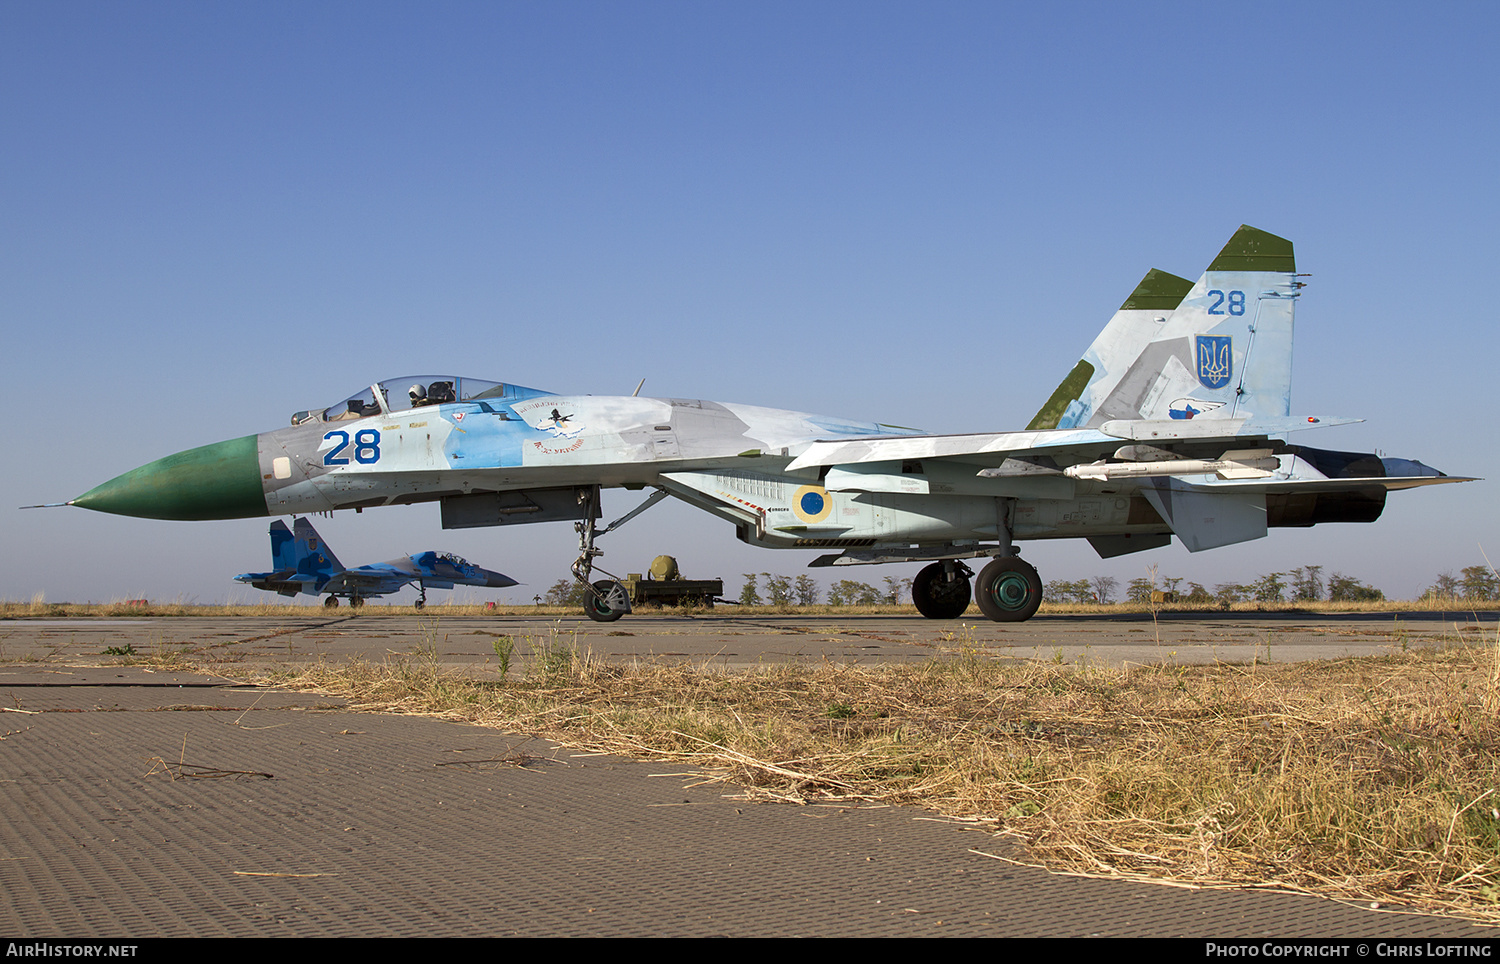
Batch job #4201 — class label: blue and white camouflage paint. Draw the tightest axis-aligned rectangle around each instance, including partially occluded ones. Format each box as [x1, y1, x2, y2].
[235, 517, 516, 607]
[67, 226, 1472, 623]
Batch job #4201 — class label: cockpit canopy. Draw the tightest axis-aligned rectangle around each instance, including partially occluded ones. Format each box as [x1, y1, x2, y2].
[291, 376, 541, 425]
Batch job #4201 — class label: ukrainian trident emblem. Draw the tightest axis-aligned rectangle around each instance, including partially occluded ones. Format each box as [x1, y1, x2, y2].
[1195, 335, 1233, 390]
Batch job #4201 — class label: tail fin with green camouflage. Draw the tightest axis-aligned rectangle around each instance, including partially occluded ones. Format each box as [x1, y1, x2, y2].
[1026, 268, 1195, 430]
[1029, 226, 1299, 431]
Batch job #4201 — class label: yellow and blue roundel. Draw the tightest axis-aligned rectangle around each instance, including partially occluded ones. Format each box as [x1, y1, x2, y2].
[792, 485, 832, 524]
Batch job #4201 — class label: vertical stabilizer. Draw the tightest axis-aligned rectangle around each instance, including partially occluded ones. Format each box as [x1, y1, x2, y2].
[268, 520, 295, 571]
[1028, 268, 1194, 430]
[1088, 226, 1298, 426]
[290, 517, 343, 586]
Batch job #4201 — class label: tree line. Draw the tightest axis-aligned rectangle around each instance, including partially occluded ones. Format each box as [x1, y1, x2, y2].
[1043, 566, 1383, 604]
[540, 562, 1497, 607]
[734, 573, 914, 606]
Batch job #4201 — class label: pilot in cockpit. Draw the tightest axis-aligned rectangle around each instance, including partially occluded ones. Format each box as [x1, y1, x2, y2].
[409, 383, 428, 408]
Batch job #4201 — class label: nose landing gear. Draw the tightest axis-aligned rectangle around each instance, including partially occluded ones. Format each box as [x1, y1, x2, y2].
[572, 485, 659, 623]
[582, 580, 632, 623]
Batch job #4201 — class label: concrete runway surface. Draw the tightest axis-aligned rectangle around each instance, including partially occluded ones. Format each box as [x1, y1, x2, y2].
[1, 610, 1496, 937]
[3, 607, 1494, 670]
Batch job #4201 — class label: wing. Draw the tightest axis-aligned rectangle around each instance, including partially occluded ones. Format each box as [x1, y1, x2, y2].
[234, 569, 319, 597]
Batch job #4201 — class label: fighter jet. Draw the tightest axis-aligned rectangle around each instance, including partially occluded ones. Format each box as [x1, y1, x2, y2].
[235, 517, 517, 608]
[62, 227, 1471, 622]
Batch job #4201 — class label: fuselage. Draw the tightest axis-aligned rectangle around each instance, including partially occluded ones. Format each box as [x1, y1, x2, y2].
[70, 376, 922, 524]
[71, 375, 1422, 558]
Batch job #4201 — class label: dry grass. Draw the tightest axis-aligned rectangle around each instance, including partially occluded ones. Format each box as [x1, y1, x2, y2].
[246, 624, 1500, 922]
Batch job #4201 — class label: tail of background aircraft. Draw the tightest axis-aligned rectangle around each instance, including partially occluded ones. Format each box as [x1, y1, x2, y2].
[287, 518, 342, 584]
[269, 519, 296, 571]
[238, 518, 342, 597]
[1030, 225, 1298, 430]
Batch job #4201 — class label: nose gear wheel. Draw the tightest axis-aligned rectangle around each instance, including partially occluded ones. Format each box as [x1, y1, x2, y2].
[584, 580, 631, 622]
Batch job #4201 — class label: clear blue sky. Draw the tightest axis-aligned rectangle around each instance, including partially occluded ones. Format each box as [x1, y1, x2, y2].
[3, 1, 1495, 604]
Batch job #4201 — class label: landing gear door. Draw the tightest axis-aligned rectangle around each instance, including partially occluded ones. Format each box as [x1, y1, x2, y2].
[440, 487, 601, 529]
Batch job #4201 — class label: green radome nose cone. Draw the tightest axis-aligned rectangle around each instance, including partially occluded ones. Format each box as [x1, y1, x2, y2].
[72, 435, 268, 521]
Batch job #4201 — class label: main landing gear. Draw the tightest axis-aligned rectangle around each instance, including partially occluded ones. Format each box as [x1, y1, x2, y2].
[912, 561, 973, 619]
[973, 556, 1043, 622]
[912, 556, 1043, 622]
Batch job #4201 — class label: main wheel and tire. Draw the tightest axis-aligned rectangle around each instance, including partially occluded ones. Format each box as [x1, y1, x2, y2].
[584, 580, 631, 623]
[323, 596, 339, 609]
[911, 562, 972, 619]
[974, 557, 1043, 622]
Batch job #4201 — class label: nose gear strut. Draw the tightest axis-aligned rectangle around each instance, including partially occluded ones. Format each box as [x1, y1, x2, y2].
[570, 485, 671, 622]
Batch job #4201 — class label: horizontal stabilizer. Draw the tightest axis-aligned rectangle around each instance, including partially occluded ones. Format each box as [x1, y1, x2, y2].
[1183, 473, 1476, 494]
[234, 569, 309, 585]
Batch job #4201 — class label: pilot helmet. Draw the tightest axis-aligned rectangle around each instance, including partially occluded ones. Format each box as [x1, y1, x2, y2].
[409, 383, 425, 402]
